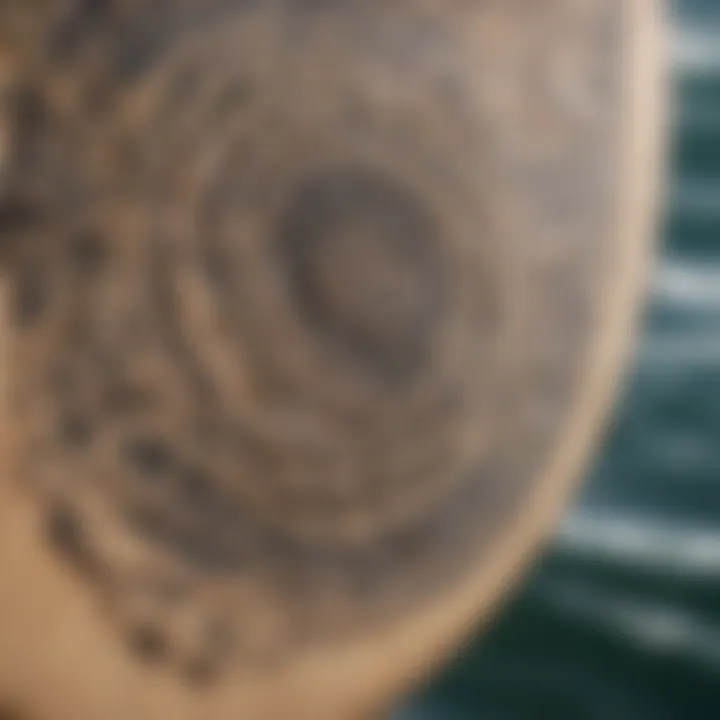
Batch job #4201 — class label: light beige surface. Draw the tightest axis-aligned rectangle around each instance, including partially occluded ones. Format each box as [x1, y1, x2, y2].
[0, 1, 666, 718]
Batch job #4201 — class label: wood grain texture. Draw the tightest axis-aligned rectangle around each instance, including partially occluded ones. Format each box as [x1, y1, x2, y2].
[0, 1, 666, 718]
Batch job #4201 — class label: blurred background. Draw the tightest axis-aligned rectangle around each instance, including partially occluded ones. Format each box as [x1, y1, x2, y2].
[398, 1, 720, 718]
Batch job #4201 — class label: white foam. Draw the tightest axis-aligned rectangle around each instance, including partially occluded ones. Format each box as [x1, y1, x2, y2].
[672, 26, 720, 74]
[555, 510, 720, 577]
[538, 578, 720, 666]
[652, 260, 720, 308]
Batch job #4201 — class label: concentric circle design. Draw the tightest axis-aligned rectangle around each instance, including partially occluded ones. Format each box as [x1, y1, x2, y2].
[7, 1, 626, 685]
[275, 168, 447, 383]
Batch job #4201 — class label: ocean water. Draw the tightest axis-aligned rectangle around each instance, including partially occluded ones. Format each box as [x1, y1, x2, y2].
[399, 4, 720, 718]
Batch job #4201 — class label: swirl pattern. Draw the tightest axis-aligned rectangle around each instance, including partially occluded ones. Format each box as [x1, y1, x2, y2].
[6, 0, 624, 685]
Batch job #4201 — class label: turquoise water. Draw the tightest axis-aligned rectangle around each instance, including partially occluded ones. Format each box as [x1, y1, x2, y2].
[400, 5, 720, 718]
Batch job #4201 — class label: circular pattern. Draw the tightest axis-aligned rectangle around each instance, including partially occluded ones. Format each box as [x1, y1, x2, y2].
[275, 168, 447, 385]
[6, 0, 629, 687]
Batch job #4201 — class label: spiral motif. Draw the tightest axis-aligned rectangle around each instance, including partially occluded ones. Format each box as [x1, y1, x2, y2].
[7, 0, 624, 684]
